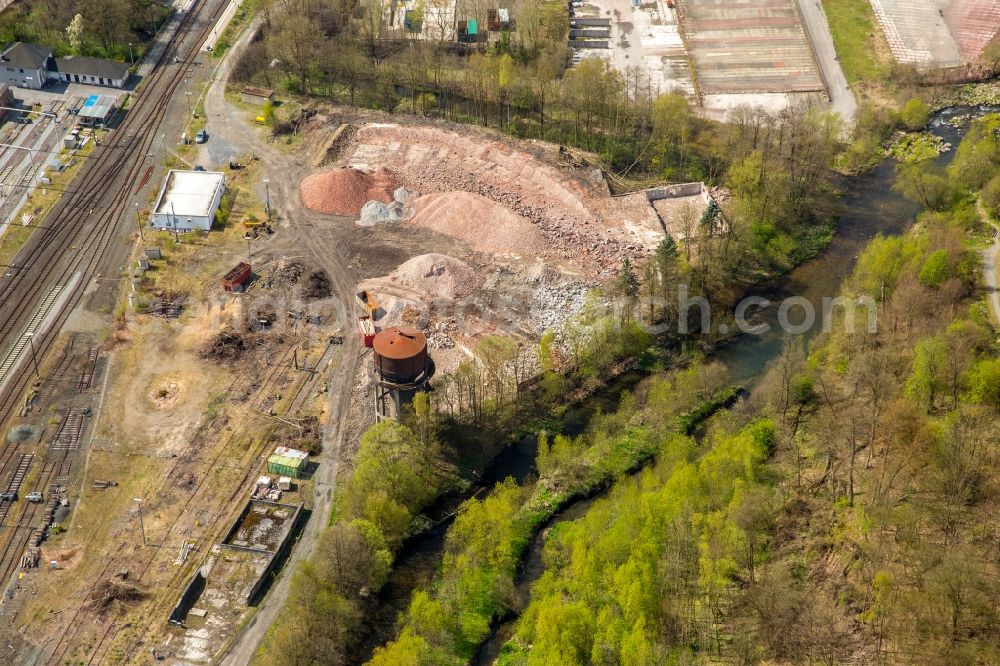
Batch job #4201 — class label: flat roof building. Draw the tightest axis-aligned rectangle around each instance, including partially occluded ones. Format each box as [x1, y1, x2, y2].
[152, 169, 226, 232]
[76, 93, 119, 126]
[240, 86, 273, 105]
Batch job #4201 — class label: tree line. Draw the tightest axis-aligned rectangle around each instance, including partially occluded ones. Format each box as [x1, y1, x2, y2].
[0, 0, 169, 60]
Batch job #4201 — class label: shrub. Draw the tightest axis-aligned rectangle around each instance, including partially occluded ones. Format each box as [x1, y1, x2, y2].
[900, 97, 930, 130]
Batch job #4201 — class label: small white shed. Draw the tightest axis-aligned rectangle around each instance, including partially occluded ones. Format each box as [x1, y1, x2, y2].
[151, 170, 226, 232]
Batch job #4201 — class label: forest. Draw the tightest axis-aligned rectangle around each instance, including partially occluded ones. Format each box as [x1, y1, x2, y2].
[0, 0, 169, 60]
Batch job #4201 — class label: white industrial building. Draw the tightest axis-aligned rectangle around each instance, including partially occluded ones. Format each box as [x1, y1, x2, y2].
[0, 42, 131, 90]
[151, 170, 226, 232]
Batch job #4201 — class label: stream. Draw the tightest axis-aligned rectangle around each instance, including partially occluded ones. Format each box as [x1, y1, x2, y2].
[352, 106, 998, 666]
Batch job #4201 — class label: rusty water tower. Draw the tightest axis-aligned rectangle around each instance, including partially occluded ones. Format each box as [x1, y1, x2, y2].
[372, 326, 435, 420]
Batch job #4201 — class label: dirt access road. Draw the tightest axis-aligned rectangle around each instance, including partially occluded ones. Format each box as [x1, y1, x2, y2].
[984, 221, 1000, 325]
[198, 19, 363, 664]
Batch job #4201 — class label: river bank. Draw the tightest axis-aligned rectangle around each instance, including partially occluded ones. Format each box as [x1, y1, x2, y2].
[468, 104, 998, 664]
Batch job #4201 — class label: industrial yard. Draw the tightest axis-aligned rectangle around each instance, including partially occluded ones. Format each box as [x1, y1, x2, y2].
[0, 0, 995, 662]
[869, 0, 1000, 66]
[0, 51, 713, 661]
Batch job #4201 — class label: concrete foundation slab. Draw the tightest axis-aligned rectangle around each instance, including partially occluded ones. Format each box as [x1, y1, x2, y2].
[678, 0, 825, 94]
[943, 0, 1000, 62]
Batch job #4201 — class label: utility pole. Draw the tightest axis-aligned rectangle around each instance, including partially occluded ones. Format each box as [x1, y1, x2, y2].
[134, 498, 146, 545]
[128, 42, 134, 68]
[246, 235, 252, 270]
[25, 333, 39, 380]
[263, 179, 271, 222]
[134, 202, 144, 241]
[170, 201, 179, 243]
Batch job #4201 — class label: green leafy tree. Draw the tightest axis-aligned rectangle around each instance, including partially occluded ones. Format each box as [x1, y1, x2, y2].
[965, 358, 1000, 408]
[655, 235, 679, 324]
[981, 174, 1000, 217]
[893, 162, 953, 210]
[651, 92, 696, 173]
[261, 99, 276, 128]
[906, 337, 948, 411]
[616, 257, 640, 322]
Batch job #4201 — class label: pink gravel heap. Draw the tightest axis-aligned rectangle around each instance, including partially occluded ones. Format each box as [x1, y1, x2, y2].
[300, 167, 397, 216]
[405, 192, 548, 257]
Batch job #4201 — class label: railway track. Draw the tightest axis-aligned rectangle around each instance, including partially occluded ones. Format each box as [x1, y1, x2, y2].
[48, 342, 313, 664]
[0, 445, 72, 585]
[0, 0, 227, 427]
[0, 0, 234, 647]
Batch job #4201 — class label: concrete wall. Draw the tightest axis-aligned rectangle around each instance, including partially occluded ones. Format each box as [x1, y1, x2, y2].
[645, 182, 705, 202]
[152, 212, 212, 231]
[168, 568, 208, 626]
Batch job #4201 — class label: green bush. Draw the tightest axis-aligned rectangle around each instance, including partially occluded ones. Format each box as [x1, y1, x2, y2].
[918, 250, 951, 288]
[900, 97, 931, 130]
[982, 175, 1000, 218]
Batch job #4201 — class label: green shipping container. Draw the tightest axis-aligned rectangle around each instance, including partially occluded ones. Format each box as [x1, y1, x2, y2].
[468, 19, 478, 35]
[267, 447, 308, 478]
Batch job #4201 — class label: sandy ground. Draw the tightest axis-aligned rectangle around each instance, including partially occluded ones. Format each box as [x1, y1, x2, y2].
[326, 120, 674, 276]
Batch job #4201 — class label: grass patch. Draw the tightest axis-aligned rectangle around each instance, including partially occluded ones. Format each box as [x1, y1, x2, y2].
[821, 0, 889, 85]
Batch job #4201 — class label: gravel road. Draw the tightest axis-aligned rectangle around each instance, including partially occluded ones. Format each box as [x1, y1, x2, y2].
[201, 18, 364, 665]
[984, 221, 1000, 325]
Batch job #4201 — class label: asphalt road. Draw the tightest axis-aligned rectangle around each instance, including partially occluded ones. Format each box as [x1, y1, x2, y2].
[798, 0, 858, 126]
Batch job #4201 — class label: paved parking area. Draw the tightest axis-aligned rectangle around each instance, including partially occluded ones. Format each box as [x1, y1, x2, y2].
[869, 0, 963, 66]
[943, 0, 1000, 62]
[571, 0, 695, 97]
[678, 0, 825, 94]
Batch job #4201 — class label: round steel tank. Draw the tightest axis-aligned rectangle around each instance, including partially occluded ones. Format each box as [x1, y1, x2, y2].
[372, 326, 430, 385]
